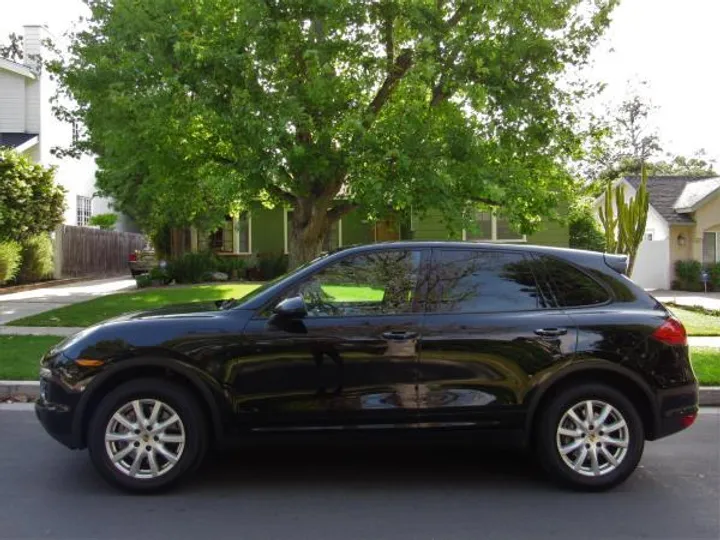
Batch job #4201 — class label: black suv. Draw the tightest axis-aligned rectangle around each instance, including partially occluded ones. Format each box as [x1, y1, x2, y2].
[36, 242, 698, 492]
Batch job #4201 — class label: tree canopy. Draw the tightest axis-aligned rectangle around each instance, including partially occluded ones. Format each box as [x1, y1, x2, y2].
[0, 148, 66, 242]
[54, 0, 618, 266]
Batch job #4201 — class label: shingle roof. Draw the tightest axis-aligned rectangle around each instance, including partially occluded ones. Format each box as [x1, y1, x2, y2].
[0, 132, 38, 149]
[673, 177, 720, 211]
[624, 176, 720, 224]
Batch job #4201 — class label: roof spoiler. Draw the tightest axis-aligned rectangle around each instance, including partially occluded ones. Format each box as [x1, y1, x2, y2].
[603, 253, 629, 275]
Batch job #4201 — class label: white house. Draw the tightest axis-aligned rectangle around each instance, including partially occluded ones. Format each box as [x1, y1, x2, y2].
[0, 25, 135, 232]
[595, 175, 720, 290]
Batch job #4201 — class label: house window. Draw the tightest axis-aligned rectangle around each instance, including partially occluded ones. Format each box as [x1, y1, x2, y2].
[645, 230, 654, 241]
[285, 210, 341, 254]
[703, 232, 718, 264]
[237, 212, 250, 253]
[463, 211, 526, 242]
[76, 195, 92, 226]
[208, 212, 250, 253]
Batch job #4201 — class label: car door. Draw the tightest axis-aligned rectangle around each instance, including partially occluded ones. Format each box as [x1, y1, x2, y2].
[416, 248, 577, 430]
[231, 248, 429, 430]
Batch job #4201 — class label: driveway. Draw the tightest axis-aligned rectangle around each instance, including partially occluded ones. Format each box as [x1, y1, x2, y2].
[653, 290, 720, 311]
[0, 407, 717, 540]
[0, 277, 136, 325]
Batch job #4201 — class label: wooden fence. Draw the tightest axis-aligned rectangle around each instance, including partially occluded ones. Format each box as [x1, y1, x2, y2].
[57, 225, 147, 277]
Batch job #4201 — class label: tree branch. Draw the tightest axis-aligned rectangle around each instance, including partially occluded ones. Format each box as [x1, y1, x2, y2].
[364, 48, 413, 128]
[382, 11, 394, 73]
[446, 3, 471, 29]
[265, 181, 296, 204]
[327, 201, 358, 222]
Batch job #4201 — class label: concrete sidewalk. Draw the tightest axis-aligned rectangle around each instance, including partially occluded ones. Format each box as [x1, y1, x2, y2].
[653, 290, 720, 311]
[0, 277, 135, 325]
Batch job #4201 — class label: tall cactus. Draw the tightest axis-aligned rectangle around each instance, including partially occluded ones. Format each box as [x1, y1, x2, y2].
[598, 166, 649, 276]
[598, 181, 618, 253]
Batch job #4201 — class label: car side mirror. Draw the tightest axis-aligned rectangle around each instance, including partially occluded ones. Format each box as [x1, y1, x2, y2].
[273, 295, 307, 319]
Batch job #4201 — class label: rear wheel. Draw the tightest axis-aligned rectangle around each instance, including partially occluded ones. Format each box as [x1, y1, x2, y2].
[535, 383, 644, 491]
[87, 378, 207, 493]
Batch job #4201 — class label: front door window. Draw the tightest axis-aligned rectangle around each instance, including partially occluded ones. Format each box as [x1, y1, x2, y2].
[289, 249, 423, 317]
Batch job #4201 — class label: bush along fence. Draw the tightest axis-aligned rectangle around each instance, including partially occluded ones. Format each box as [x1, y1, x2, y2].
[55, 225, 146, 278]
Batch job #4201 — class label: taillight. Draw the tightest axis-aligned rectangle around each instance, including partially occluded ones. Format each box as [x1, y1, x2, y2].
[128, 253, 137, 262]
[680, 412, 697, 429]
[652, 317, 687, 346]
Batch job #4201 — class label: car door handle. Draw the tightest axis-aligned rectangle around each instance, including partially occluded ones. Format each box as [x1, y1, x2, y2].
[534, 327, 568, 337]
[382, 331, 418, 340]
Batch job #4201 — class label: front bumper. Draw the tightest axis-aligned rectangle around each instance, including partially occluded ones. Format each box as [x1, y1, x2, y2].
[651, 381, 699, 440]
[35, 377, 84, 449]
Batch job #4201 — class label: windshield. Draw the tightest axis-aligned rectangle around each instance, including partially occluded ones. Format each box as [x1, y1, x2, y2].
[221, 253, 331, 309]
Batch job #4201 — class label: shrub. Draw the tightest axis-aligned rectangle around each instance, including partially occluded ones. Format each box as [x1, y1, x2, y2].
[707, 262, 720, 291]
[15, 234, 54, 284]
[569, 209, 606, 252]
[166, 251, 218, 283]
[674, 259, 703, 291]
[256, 252, 288, 280]
[88, 213, 117, 230]
[216, 256, 246, 280]
[0, 148, 65, 242]
[135, 273, 153, 288]
[0, 241, 21, 284]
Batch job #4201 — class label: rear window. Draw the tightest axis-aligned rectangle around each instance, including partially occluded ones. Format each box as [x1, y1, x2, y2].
[538, 256, 610, 307]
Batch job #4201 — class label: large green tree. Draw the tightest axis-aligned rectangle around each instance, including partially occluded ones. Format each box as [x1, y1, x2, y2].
[53, 0, 617, 267]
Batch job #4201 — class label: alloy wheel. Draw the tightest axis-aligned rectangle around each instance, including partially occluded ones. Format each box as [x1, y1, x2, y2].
[555, 399, 629, 477]
[104, 399, 186, 479]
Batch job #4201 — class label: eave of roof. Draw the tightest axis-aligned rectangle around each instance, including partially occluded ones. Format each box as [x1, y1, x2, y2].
[0, 58, 36, 79]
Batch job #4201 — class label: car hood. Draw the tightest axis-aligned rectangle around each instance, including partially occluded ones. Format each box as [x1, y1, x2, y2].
[107, 302, 225, 323]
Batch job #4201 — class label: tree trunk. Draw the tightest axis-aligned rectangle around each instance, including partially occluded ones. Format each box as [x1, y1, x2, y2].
[287, 198, 330, 270]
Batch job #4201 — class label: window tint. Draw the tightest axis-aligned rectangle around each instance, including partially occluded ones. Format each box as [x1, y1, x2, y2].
[429, 250, 542, 313]
[285, 250, 422, 317]
[538, 256, 610, 307]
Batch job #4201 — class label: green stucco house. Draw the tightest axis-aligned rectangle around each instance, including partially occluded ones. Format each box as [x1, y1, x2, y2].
[171, 204, 569, 259]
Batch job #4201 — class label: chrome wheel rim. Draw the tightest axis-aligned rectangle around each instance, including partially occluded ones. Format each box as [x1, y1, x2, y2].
[104, 399, 185, 479]
[556, 399, 629, 477]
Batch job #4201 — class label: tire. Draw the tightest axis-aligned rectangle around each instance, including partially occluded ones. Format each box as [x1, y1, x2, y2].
[87, 378, 208, 493]
[535, 383, 644, 491]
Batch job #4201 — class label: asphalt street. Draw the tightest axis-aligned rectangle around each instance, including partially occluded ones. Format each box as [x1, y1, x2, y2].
[0, 408, 718, 540]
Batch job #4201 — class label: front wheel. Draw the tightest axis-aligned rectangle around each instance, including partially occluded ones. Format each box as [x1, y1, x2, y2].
[535, 383, 644, 491]
[87, 378, 207, 493]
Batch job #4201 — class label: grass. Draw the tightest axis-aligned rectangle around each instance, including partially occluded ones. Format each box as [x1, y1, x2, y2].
[691, 348, 720, 385]
[8, 283, 261, 328]
[0, 336, 64, 380]
[668, 306, 720, 337]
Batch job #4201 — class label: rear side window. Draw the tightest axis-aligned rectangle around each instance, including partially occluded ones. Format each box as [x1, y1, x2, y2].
[429, 250, 543, 313]
[538, 256, 610, 307]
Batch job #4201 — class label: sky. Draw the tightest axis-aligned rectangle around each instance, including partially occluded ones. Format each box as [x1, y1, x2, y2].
[1, 0, 718, 165]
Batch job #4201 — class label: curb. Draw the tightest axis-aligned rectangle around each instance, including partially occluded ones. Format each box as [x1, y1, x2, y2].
[3, 381, 720, 406]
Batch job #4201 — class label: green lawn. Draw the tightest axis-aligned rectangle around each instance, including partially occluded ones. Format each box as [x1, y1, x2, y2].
[668, 306, 720, 337]
[0, 336, 64, 380]
[691, 348, 720, 385]
[8, 283, 261, 328]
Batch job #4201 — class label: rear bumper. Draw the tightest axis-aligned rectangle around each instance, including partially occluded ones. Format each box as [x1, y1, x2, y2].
[651, 381, 699, 440]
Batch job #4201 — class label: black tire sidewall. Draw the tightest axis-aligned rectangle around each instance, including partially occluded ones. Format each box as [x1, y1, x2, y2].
[87, 378, 207, 493]
[536, 383, 644, 491]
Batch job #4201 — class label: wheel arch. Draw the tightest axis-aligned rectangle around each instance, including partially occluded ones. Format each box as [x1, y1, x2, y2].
[72, 356, 228, 449]
[524, 361, 659, 445]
